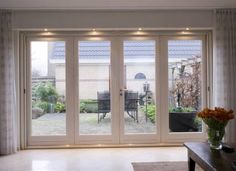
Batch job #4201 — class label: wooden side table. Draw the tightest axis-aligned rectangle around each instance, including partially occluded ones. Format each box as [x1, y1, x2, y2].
[184, 142, 236, 171]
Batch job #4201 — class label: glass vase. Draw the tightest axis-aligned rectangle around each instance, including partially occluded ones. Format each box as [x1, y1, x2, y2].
[207, 127, 225, 150]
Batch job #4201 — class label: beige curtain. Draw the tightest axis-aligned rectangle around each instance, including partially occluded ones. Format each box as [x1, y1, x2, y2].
[0, 10, 17, 155]
[214, 9, 236, 143]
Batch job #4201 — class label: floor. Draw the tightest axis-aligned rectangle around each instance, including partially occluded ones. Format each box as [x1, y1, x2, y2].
[0, 147, 187, 171]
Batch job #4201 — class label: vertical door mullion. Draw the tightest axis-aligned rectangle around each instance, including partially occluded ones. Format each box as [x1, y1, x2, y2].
[74, 37, 79, 144]
[66, 37, 76, 144]
[159, 36, 169, 142]
[118, 38, 125, 143]
[26, 38, 32, 144]
[111, 37, 122, 143]
[155, 37, 161, 142]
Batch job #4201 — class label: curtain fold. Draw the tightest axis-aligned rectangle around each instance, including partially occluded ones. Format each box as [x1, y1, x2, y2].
[0, 10, 17, 155]
[214, 9, 236, 143]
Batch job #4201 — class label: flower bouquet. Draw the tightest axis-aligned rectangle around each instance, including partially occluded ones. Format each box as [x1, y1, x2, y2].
[197, 107, 234, 150]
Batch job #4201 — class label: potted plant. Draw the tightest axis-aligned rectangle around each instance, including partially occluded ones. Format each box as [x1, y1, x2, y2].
[169, 107, 199, 132]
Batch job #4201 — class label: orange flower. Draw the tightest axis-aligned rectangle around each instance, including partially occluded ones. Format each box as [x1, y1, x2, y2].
[197, 107, 234, 121]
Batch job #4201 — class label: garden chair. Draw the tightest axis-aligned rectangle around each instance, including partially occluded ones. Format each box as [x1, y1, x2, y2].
[97, 91, 110, 123]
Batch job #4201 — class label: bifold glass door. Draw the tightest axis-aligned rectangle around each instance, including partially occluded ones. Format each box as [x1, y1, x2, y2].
[31, 40, 66, 136]
[120, 39, 159, 143]
[26, 34, 207, 146]
[161, 36, 207, 142]
[76, 39, 116, 144]
[76, 38, 159, 144]
[78, 41, 112, 135]
[168, 39, 203, 133]
[28, 38, 75, 145]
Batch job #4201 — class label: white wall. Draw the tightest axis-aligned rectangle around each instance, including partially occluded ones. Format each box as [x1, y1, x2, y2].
[12, 10, 214, 30]
[14, 9, 213, 148]
[54, 63, 155, 99]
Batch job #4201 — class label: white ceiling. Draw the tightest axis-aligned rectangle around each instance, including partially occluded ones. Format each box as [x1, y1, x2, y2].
[0, 0, 236, 10]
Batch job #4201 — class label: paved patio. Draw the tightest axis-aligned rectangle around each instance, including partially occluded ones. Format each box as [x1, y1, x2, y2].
[32, 110, 156, 136]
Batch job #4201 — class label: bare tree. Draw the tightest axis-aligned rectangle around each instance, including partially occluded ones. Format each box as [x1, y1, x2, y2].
[170, 59, 201, 110]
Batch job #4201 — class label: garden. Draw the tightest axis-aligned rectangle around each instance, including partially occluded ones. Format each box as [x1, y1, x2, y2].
[32, 56, 202, 135]
[142, 56, 202, 132]
[32, 82, 101, 119]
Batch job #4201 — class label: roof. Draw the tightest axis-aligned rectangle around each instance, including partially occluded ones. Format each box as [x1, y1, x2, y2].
[49, 40, 202, 63]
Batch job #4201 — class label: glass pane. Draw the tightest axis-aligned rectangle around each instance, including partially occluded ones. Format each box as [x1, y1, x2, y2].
[79, 41, 111, 135]
[168, 40, 202, 132]
[31, 41, 66, 136]
[123, 40, 156, 134]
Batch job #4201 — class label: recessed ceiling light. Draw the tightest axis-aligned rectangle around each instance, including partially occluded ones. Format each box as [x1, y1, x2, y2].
[138, 28, 142, 31]
[44, 28, 48, 32]
[186, 27, 190, 30]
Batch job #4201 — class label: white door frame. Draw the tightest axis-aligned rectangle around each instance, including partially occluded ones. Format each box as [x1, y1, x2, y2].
[21, 31, 211, 147]
[160, 35, 207, 143]
[74, 37, 119, 144]
[26, 36, 75, 146]
[118, 36, 161, 144]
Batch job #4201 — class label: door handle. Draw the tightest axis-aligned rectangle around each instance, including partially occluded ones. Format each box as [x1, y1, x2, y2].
[120, 88, 128, 96]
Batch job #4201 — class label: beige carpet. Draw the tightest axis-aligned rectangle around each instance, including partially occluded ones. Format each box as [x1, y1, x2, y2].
[132, 161, 203, 171]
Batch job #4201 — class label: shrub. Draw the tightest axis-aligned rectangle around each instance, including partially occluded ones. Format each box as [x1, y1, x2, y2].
[32, 82, 61, 113]
[84, 102, 98, 113]
[80, 99, 98, 113]
[32, 82, 58, 103]
[55, 102, 66, 113]
[35, 101, 49, 113]
[80, 102, 86, 113]
[142, 104, 156, 123]
[169, 107, 196, 113]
